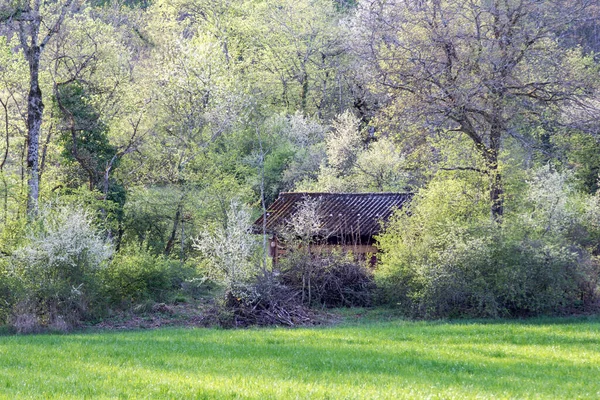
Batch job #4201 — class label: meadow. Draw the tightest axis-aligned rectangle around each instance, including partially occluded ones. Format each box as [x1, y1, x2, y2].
[0, 314, 598, 399]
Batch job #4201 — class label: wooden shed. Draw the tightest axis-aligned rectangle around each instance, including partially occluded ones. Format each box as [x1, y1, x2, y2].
[253, 192, 412, 264]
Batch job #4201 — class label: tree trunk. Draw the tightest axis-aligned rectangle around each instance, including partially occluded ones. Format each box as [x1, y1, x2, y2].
[490, 167, 503, 221]
[165, 204, 182, 256]
[0, 98, 10, 172]
[488, 122, 503, 222]
[39, 116, 53, 180]
[25, 46, 43, 216]
[16, 0, 74, 216]
[180, 211, 185, 262]
[300, 70, 308, 112]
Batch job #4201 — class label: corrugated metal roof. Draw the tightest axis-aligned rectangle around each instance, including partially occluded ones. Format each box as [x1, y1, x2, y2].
[253, 192, 412, 238]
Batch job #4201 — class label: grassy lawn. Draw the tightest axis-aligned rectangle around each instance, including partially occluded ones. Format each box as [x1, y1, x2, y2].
[0, 314, 599, 399]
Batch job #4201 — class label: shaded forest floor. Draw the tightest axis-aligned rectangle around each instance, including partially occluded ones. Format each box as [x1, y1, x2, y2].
[88, 298, 338, 331]
[87, 300, 600, 332]
[90, 300, 217, 330]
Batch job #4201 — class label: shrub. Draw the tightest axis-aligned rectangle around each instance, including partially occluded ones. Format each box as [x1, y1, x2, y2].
[0, 259, 19, 326]
[193, 200, 261, 299]
[376, 167, 600, 318]
[11, 205, 113, 331]
[102, 245, 192, 306]
[405, 231, 594, 318]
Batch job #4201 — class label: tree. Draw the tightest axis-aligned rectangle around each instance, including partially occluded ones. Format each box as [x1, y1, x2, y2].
[296, 110, 412, 192]
[115, 8, 251, 256]
[33, 7, 147, 244]
[2, 0, 79, 215]
[354, 0, 599, 220]
[0, 35, 28, 221]
[247, 0, 348, 118]
[167, 0, 352, 119]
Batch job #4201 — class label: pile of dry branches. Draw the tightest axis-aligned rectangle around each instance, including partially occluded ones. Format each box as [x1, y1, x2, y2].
[280, 252, 375, 307]
[220, 276, 315, 327]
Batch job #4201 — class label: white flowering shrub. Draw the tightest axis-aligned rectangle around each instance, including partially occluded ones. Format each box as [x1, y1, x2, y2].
[524, 166, 580, 237]
[193, 200, 260, 298]
[12, 205, 113, 331]
[326, 111, 363, 173]
[284, 197, 323, 243]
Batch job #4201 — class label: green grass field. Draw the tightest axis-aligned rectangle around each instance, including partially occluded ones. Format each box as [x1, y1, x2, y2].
[0, 314, 599, 399]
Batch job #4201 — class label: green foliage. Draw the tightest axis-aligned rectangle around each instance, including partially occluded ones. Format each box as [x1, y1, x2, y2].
[101, 245, 193, 306]
[10, 205, 113, 330]
[0, 258, 18, 325]
[121, 176, 251, 256]
[376, 167, 600, 318]
[241, 0, 350, 117]
[55, 82, 117, 187]
[121, 186, 186, 252]
[0, 213, 27, 255]
[242, 113, 327, 205]
[247, 140, 296, 206]
[0, 215, 28, 323]
[51, 186, 124, 236]
[563, 133, 600, 194]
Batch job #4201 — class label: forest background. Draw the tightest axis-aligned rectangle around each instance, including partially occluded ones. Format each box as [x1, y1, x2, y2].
[1, 0, 600, 330]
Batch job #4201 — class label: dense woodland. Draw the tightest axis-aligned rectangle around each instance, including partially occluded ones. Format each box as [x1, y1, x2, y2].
[1, 0, 600, 330]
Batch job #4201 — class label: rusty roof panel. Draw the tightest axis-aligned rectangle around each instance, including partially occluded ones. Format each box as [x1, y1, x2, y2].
[253, 192, 412, 237]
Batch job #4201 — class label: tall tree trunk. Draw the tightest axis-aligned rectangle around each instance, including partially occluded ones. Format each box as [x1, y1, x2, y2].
[180, 213, 185, 262]
[25, 36, 43, 216]
[16, 0, 75, 216]
[0, 98, 10, 173]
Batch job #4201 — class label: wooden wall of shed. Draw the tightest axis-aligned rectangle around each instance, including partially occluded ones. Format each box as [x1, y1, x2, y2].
[269, 236, 378, 266]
